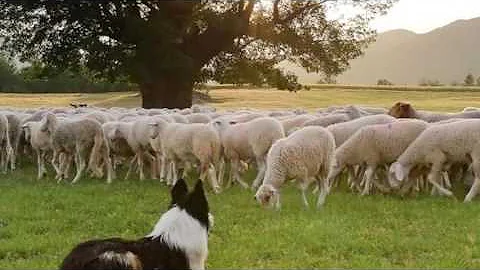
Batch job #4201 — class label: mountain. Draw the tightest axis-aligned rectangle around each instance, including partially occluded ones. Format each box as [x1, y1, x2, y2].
[285, 17, 480, 85]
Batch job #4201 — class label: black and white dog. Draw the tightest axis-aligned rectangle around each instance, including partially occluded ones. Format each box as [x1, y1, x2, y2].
[59, 179, 212, 270]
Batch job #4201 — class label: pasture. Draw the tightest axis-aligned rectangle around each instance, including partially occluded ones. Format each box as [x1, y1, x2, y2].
[1, 87, 480, 268]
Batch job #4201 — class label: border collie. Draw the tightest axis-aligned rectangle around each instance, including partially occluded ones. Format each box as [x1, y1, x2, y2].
[59, 179, 212, 270]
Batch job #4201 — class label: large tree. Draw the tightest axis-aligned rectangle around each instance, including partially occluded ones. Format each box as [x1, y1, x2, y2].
[0, 0, 395, 108]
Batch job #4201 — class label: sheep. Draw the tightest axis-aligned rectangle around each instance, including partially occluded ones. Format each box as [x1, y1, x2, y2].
[128, 118, 159, 181]
[326, 114, 396, 147]
[4, 113, 22, 171]
[161, 123, 222, 193]
[147, 117, 171, 181]
[327, 119, 429, 195]
[280, 115, 316, 134]
[102, 121, 136, 182]
[42, 113, 111, 183]
[302, 113, 350, 127]
[389, 119, 480, 202]
[255, 126, 335, 209]
[0, 113, 12, 173]
[185, 113, 212, 124]
[21, 121, 53, 179]
[168, 113, 189, 124]
[388, 101, 480, 122]
[213, 117, 285, 189]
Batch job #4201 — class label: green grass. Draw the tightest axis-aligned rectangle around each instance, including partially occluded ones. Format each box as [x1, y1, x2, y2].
[1, 159, 480, 268]
[3, 87, 480, 268]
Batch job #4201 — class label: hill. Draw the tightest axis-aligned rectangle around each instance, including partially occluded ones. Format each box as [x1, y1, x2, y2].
[286, 17, 480, 85]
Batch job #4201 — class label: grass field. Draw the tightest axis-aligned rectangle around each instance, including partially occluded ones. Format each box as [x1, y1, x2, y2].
[3, 86, 480, 111]
[2, 87, 480, 268]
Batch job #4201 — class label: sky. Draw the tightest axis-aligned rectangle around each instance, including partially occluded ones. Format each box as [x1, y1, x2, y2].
[370, 0, 480, 33]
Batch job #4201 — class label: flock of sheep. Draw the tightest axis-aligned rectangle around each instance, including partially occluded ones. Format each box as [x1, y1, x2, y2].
[2, 101, 480, 209]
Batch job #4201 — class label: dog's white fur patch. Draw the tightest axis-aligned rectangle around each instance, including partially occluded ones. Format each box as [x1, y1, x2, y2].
[146, 207, 209, 270]
[99, 251, 142, 270]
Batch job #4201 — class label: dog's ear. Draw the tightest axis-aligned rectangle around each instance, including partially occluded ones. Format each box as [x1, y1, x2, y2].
[185, 179, 210, 229]
[170, 178, 189, 207]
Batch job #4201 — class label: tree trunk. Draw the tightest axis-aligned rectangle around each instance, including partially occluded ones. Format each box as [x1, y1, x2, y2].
[140, 76, 193, 109]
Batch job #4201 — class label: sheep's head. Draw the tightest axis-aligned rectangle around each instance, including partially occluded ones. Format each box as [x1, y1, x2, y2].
[40, 113, 57, 134]
[388, 102, 415, 118]
[212, 118, 237, 132]
[388, 162, 410, 188]
[148, 122, 160, 139]
[255, 184, 277, 207]
[21, 123, 32, 142]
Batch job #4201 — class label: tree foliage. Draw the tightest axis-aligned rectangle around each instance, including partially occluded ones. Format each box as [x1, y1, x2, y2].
[464, 73, 475, 86]
[0, 0, 396, 108]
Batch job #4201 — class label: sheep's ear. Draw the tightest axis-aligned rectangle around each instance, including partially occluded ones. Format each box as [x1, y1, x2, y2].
[40, 117, 49, 132]
[170, 178, 189, 207]
[184, 179, 210, 229]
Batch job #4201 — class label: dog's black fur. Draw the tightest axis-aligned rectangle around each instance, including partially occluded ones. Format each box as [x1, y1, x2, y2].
[59, 179, 209, 270]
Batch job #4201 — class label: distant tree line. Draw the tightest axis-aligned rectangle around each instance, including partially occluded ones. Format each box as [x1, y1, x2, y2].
[375, 73, 480, 87]
[0, 55, 136, 93]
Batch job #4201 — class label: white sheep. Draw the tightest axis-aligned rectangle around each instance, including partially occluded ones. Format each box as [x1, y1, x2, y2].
[389, 119, 480, 202]
[213, 117, 285, 189]
[161, 123, 222, 193]
[327, 119, 428, 195]
[42, 113, 110, 183]
[102, 121, 137, 182]
[21, 121, 53, 179]
[185, 113, 212, 124]
[302, 113, 350, 127]
[327, 114, 396, 147]
[255, 126, 335, 209]
[0, 113, 12, 173]
[280, 115, 317, 134]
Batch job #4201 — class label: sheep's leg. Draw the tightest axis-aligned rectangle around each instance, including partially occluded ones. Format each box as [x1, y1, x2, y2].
[51, 150, 60, 175]
[64, 154, 73, 180]
[171, 161, 178, 185]
[361, 165, 376, 196]
[182, 161, 191, 178]
[124, 154, 137, 180]
[217, 158, 225, 186]
[251, 156, 266, 189]
[208, 163, 221, 194]
[137, 150, 145, 181]
[104, 150, 113, 184]
[465, 159, 480, 202]
[57, 153, 69, 183]
[427, 164, 453, 197]
[316, 175, 329, 208]
[36, 149, 44, 179]
[166, 160, 173, 185]
[300, 182, 310, 208]
[156, 152, 165, 182]
[56, 153, 66, 182]
[144, 151, 157, 179]
[160, 154, 167, 181]
[9, 145, 16, 171]
[0, 145, 6, 174]
[231, 160, 249, 189]
[72, 150, 86, 184]
[226, 162, 234, 189]
[442, 171, 452, 189]
[274, 192, 281, 210]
